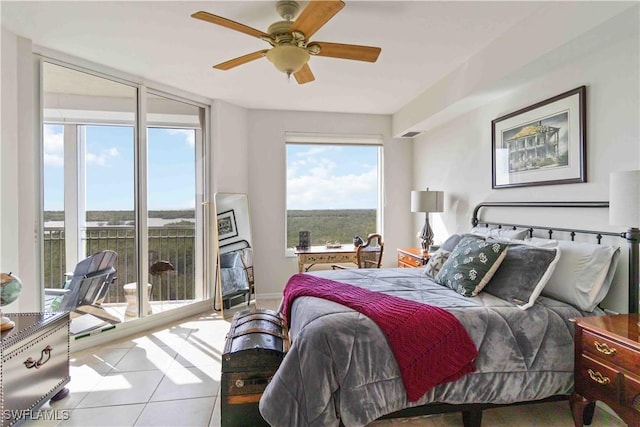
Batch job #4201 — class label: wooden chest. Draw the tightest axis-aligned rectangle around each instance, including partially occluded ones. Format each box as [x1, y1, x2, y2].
[1, 312, 70, 427]
[221, 308, 289, 427]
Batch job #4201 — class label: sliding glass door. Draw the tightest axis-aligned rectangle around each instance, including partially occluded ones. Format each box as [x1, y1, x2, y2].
[145, 93, 205, 315]
[42, 61, 206, 324]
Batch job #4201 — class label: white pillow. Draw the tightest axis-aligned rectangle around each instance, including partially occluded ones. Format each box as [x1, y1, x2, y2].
[471, 226, 529, 241]
[469, 226, 496, 237]
[528, 238, 620, 312]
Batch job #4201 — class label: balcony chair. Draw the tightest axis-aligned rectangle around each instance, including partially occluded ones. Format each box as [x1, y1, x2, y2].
[332, 233, 384, 270]
[45, 250, 119, 322]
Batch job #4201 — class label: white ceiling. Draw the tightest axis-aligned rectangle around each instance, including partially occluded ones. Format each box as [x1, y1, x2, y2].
[1, 1, 637, 121]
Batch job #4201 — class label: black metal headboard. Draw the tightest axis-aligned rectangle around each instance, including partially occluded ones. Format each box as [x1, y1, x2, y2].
[471, 201, 639, 314]
[219, 239, 251, 254]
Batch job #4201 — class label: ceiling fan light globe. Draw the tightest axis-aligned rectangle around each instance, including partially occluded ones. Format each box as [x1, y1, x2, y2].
[266, 45, 310, 75]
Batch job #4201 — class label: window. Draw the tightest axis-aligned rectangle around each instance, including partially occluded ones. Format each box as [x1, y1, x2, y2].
[286, 137, 382, 249]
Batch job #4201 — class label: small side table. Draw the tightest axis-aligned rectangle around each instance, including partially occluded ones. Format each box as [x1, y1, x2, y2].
[570, 313, 640, 427]
[397, 248, 428, 268]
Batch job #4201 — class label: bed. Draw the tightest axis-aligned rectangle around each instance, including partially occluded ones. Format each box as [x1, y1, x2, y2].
[259, 201, 639, 427]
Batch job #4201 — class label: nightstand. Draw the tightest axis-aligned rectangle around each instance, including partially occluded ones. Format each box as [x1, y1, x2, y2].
[570, 314, 640, 427]
[397, 248, 428, 268]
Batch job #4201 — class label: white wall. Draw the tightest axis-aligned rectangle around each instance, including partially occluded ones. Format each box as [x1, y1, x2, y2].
[211, 100, 249, 194]
[1, 28, 19, 311]
[0, 30, 39, 312]
[412, 31, 639, 313]
[245, 110, 412, 296]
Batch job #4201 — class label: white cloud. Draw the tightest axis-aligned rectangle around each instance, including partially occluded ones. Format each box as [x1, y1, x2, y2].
[43, 126, 64, 167]
[167, 129, 195, 147]
[86, 147, 120, 166]
[288, 166, 378, 210]
[287, 145, 377, 209]
[43, 125, 121, 167]
[106, 147, 120, 156]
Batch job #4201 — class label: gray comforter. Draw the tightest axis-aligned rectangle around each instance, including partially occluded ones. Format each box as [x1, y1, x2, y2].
[259, 268, 596, 427]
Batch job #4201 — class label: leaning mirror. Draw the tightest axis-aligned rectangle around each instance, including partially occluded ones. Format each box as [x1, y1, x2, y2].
[213, 193, 256, 317]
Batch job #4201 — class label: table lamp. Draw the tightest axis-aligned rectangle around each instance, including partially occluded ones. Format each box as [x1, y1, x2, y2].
[411, 189, 444, 253]
[609, 170, 640, 314]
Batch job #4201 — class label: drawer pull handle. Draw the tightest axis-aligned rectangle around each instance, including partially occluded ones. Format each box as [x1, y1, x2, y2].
[24, 345, 53, 369]
[594, 341, 617, 356]
[587, 369, 611, 385]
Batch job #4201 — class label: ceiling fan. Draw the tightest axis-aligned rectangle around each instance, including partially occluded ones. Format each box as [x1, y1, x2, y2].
[191, 0, 382, 84]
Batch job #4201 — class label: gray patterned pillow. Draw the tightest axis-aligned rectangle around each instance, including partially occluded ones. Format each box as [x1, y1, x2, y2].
[435, 236, 508, 297]
[423, 249, 451, 278]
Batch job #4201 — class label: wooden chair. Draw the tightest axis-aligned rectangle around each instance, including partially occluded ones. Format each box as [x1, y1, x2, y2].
[332, 233, 384, 269]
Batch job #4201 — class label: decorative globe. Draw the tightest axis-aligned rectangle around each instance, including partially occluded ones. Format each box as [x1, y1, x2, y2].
[0, 272, 22, 307]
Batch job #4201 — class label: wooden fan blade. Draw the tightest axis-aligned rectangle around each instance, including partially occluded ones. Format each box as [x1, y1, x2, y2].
[214, 50, 269, 70]
[191, 11, 271, 39]
[294, 63, 315, 84]
[309, 41, 381, 62]
[289, 0, 345, 39]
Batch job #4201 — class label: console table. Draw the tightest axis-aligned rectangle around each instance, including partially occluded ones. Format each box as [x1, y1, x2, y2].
[294, 246, 357, 272]
[1, 312, 70, 426]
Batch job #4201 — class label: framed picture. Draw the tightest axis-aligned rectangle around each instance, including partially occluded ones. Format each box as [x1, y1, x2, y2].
[217, 209, 238, 240]
[492, 86, 586, 189]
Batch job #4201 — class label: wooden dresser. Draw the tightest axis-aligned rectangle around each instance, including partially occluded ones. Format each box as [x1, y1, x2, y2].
[570, 314, 640, 427]
[397, 248, 428, 268]
[1, 312, 70, 426]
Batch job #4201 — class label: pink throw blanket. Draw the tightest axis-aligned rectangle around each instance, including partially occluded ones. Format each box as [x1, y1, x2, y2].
[282, 273, 478, 402]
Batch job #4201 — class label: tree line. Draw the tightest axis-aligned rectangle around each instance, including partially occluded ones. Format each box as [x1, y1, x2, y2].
[287, 209, 376, 248]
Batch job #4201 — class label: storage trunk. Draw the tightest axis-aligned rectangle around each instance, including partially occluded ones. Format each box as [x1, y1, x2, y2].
[221, 308, 289, 427]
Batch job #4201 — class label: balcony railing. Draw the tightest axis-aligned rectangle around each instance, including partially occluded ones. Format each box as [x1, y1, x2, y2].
[43, 226, 196, 305]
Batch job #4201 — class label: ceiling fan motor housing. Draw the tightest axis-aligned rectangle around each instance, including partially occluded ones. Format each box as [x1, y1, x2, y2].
[268, 21, 294, 38]
[276, 1, 300, 21]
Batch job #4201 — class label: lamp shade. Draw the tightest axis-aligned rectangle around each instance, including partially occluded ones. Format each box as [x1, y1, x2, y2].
[411, 190, 444, 213]
[609, 170, 640, 227]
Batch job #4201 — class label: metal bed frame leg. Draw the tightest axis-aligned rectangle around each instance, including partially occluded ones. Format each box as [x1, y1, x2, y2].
[626, 227, 639, 314]
[462, 409, 483, 427]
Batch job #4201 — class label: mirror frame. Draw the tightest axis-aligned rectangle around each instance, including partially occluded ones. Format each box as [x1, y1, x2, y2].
[213, 192, 256, 317]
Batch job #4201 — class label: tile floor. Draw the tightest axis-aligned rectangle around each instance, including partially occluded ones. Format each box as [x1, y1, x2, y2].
[24, 299, 625, 427]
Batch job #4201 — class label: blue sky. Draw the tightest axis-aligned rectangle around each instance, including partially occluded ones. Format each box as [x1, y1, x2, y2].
[287, 144, 379, 210]
[44, 127, 379, 212]
[43, 124, 195, 211]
